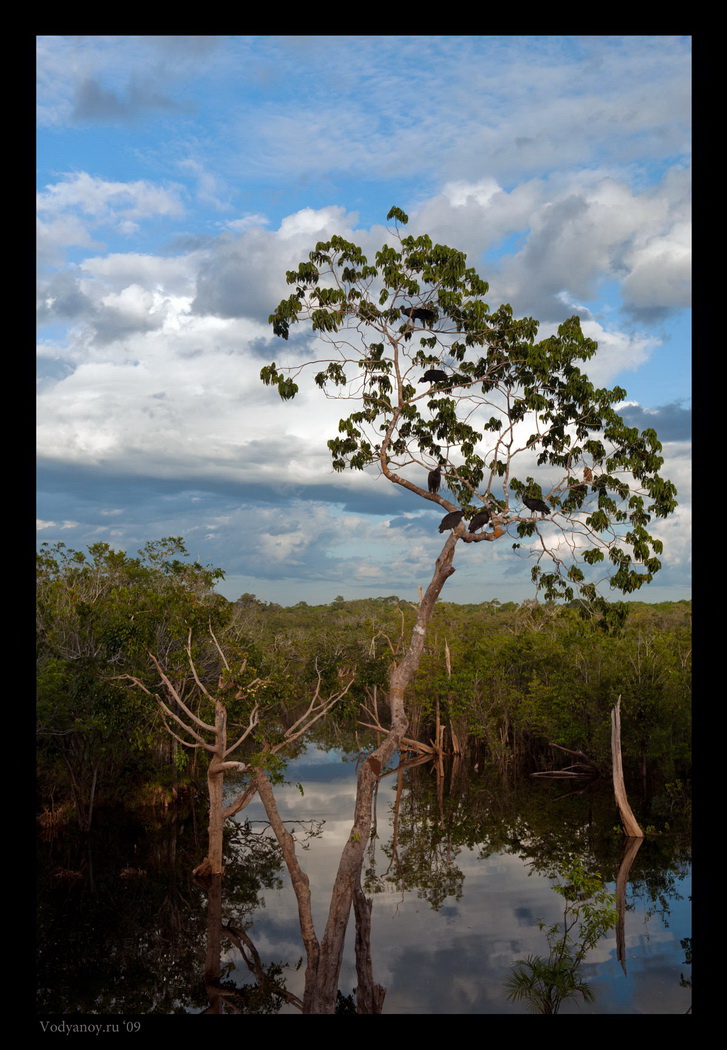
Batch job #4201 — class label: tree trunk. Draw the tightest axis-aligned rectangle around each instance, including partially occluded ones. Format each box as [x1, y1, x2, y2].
[306, 533, 458, 1013]
[611, 696, 644, 838]
[196, 700, 228, 877]
[255, 767, 320, 1013]
[202, 874, 224, 1012]
[353, 882, 386, 1013]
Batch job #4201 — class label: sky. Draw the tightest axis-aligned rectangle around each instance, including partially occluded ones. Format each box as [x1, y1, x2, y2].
[36, 35, 691, 606]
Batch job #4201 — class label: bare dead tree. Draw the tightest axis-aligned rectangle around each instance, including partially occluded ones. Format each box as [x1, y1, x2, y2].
[120, 626, 354, 876]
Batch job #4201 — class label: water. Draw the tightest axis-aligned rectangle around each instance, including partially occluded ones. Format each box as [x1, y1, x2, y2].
[37, 745, 691, 1014]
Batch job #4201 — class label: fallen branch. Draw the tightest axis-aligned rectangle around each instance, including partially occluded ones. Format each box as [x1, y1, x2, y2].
[532, 742, 602, 778]
[531, 769, 596, 779]
[547, 743, 602, 772]
[358, 720, 437, 756]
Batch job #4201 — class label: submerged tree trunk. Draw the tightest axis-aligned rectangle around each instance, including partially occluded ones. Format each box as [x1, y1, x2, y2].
[252, 533, 459, 1013]
[202, 873, 224, 1013]
[611, 696, 644, 838]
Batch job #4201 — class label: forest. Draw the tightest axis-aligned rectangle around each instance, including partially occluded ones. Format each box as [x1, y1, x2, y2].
[36, 536, 691, 832]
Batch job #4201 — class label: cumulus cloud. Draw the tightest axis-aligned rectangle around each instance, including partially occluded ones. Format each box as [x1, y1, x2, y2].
[38, 172, 185, 225]
[36, 37, 690, 603]
[192, 206, 357, 321]
[37, 173, 186, 271]
[616, 400, 691, 443]
[38, 271, 97, 323]
[621, 220, 691, 313]
[411, 169, 691, 326]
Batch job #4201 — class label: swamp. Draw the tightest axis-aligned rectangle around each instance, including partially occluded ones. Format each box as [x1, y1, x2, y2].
[37, 741, 691, 1015]
[37, 551, 691, 1015]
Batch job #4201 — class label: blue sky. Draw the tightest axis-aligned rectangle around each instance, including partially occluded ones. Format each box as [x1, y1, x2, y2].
[37, 35, 691, 604]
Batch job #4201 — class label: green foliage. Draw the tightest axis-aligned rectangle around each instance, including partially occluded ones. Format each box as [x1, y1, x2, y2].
[404, 599, 690, 769]
[227, 594, 690, 773]
[37, 538, 230, 821]
[506, 863, 618, 1013]
[263, 208, 677, 605]
[36, 541, 691, 820]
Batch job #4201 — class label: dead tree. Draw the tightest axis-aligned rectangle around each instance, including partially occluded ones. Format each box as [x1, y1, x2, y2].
[611, 695, 644, 838]
[121, 627, 353, 876]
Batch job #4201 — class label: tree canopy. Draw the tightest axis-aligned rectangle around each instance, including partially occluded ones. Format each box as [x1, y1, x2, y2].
[36, 537, 230, 825]
[263, 207, 677, 604]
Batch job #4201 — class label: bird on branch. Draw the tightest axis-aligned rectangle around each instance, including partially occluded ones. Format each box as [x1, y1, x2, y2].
[438, 510, 464, 533]
[523, 495, 551, 517]
[419, 368, 449, 384]
[468, 509, 491, 532]
[401, 306, 437, 326]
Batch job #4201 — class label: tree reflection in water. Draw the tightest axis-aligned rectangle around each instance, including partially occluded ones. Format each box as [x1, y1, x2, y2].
[36, 747, 691, 1014]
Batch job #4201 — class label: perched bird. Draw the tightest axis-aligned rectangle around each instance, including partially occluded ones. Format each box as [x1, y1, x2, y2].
[419, 368, 449, 384]
[468, 509, 490, 532]
[438, 510, 464, 533]
[523, 495, 551, 517]
[401, 306, 437, 326]
[428, 465, 442, 495]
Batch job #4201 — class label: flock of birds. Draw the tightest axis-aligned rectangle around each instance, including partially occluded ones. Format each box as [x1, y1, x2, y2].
[429, 466, 551, 534]
[436, 495, 551, 534]
[397, 302, 553, 534]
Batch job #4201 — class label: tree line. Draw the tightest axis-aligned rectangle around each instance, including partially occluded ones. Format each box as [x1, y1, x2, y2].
[37, 536, 690, 830]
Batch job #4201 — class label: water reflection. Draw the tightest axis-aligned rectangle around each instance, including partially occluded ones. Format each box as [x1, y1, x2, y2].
[36, 746, 691, 1014]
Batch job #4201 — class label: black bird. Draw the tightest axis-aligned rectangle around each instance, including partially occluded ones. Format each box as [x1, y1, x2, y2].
[401, 306, 437, 326]
[438, 510, 464, 533]
[428, 465, 442, 495]
[419, 368, 449, 384]
[523, 495, 551, 517]
[468, 509, 491, 532]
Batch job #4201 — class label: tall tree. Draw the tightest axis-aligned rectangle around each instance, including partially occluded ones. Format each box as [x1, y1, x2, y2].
[260, 207, 677, 1010]
[263, 203, 675, 628]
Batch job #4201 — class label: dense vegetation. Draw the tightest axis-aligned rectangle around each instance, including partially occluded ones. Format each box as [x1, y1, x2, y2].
[36, 537, 691, 829]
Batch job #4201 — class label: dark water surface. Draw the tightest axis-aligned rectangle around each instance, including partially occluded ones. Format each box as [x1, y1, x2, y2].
[37, 746, 691, 1014]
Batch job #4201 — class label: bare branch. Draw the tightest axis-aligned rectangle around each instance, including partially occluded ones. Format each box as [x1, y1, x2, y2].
[115, 672, 213, 750]
[273, 669, 355, 753]
[208, 622, 231, 672]
[146, 651, 217, 734]
[223, 703, 261, 759]
[185, 629, 216, 704]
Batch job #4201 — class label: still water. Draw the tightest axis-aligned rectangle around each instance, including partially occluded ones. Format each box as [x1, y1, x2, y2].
[234, 745, 691, 1014]
[37, 745, 691, 1014]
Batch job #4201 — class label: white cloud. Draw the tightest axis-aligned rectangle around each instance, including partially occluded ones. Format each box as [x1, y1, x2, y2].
[621, 220, 691, 309]
[409, 167, 691, 322]
[575, 321, 661, 387]
[37, 174, 187, 271]
[37, 519, 79, 531]
[36, 37, 691, 603]
[38, 172, 185, 224]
